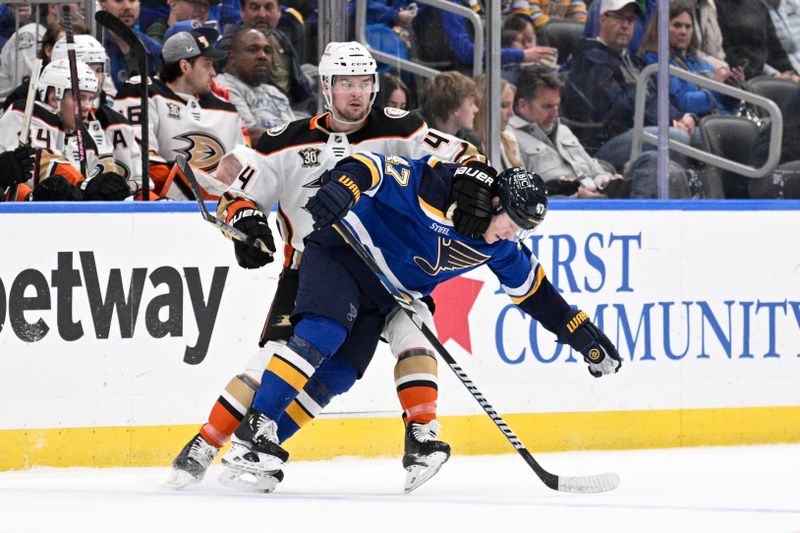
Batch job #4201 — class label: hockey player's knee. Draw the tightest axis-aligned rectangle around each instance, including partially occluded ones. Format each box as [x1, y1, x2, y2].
[293, 313, 348, 359]
[243, 343, 281, 377]
[313, 358, 358, 396]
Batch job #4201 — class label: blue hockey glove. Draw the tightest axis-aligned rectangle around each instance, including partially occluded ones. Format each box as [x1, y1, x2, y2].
[306, 170, 361, 230]
[557, 310, 621, 378]
[448, 161, 497, 239]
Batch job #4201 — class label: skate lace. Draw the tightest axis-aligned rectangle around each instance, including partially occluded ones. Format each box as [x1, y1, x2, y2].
[253, 416, 279, 444]
[411, 420, 441, 443]
[188, 436, 216, 466]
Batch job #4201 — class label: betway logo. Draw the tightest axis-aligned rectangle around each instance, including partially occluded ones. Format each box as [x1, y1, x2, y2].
[0, 251, 227, 365]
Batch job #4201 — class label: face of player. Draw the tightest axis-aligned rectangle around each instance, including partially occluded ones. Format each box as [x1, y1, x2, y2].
[231, 30, 272, 85]
[330, 75, 374, 123]
[185, 56, 216, 94]
[452, 97, 478, 131]
[171, 0, 210, 22]
[241, 0, 280, 31]
[89, 63, 106, 95]
[101, 0, 141, 27]
[58, 90, 95, 131]
[669, 11, 694, 55]
[484, 209, 523, 244]
[599, 5, 636, 53]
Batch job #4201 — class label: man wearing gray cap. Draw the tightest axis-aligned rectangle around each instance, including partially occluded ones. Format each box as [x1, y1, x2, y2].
[113, 30, 245, 198]
[561, 0, 694, 173]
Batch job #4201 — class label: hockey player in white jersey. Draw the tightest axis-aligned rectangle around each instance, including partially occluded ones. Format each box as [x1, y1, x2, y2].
[166, 41, 494, 492]
[50, 35, 141, 196]
[113, 29, 244, 199]
[0, 58, 130, 200]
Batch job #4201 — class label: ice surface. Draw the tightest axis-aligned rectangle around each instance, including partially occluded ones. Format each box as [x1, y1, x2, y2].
[1, 445, 798, 533]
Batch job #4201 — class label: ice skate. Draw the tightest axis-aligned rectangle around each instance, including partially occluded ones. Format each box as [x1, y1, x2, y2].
[402, 420, 451, 493]
[218, 466, 284, 493]
[164, 433, 218, 489]
[221, 409, 289, 475]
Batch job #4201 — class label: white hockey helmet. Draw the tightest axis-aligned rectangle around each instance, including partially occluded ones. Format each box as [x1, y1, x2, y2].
[38, 58, 99, 101]
[51, 35, 109, 66]
[318, 41, 379, 110]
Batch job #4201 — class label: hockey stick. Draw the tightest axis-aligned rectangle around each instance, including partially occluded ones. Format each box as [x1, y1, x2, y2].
[94, 10, 150, 200]
[332, 221, 620, 494]
[62, 6, 88, 179]
[176, 154, 273, 254]
[7, 58, 43, 202]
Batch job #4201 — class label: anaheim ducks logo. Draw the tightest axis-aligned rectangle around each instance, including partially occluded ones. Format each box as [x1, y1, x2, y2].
[414, 238, 490, 276]
[173, 132, 226, 171]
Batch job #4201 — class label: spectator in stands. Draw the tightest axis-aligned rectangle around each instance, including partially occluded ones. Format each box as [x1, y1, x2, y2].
[692, 0, 729, 70]
[113, 30, 243, 199]
[508, 66, 620, 197]
[100, 0, 162, 90]
[0, 4, 32, 49]
[2, 23, 75, 110]
[716, 0, 800, 81]
[750, 86, 800, 197]
[420, 71, 479, 140]
[216, 28, 295, 142]
[474, 75, 524, 170]
[510, 0, 588, 30]
[412, 1, 558, 74]
[147, 0, 218, 43]
[561, 0, 692, 171]
[376, 72, 411, 110]
[219, 0, 313, 113]
[582, 0, 655, 54]
[639, 0, 738, 118]
[765, 0, 800, 75]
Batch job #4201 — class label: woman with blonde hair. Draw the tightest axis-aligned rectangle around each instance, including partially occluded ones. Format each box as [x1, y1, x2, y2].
[474, 75, 524, 170]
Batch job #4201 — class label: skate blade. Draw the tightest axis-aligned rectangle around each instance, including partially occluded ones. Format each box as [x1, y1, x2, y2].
[222, 443, 285, 473]
[163, 468, 200, 490]
[404, 452, 449, 493]
[218, 467, 279, 493]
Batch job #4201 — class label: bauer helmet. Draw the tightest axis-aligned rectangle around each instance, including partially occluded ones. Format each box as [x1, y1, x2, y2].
[38, 58, 99, 101]
[51, 35, 109, 67]
[497, 167, 548, 231]
[318, 41, 379, 110]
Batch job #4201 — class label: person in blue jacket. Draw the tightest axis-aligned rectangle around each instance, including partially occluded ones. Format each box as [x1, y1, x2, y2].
[639, 0, 737, 117]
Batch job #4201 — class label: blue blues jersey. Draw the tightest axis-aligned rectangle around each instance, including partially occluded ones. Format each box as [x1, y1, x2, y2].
[331, 151, 571, 332]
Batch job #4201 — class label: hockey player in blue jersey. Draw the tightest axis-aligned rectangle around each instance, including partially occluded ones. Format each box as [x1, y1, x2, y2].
[220, 153, 622, 489]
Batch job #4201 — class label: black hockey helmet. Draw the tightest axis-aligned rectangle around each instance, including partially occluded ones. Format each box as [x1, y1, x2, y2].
[496, 167, 548, 230]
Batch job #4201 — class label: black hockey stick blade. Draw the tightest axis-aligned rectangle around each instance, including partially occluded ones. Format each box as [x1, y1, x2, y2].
[175, 154, 273, 254]
[332, 221, 620, 494]
[94, 10, 150, 200]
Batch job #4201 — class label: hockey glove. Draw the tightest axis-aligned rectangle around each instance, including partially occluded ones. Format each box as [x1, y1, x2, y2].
[306, 170, 361, 230]
[32, 175, 83, 201]
[0, 145, 36, 189]
[82, 172, 132, 201]
[448, 161, 497, 239]
[230, 205, 276, 269]
[557, 309, 621, 378]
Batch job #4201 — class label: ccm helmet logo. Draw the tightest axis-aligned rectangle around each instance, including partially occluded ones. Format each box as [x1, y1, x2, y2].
[454, 166, 494, 186]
